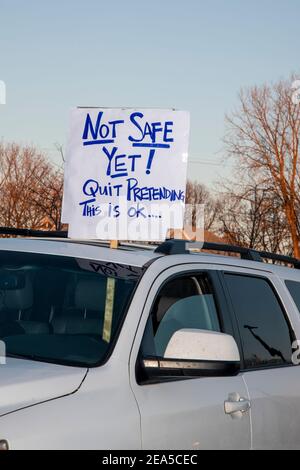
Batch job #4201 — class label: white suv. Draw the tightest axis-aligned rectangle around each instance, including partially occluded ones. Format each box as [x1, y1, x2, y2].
[0, 233, 300, 450]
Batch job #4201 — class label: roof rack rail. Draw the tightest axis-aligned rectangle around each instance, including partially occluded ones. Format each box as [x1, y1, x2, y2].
[0, 227, 68, 238]
[155, 239, 262, 261]
[155, 239, 300, 269]
[258, 250, 300, 269]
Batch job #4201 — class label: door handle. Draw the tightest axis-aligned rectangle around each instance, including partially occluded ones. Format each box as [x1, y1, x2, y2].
[224, 392, 251, 419]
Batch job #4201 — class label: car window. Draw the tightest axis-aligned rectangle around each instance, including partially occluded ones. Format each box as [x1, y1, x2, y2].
[224, 274, 293, 370]
[0, 250, 141, 367]
[140, 273, 221, 358]
[285, 280, 300, 313]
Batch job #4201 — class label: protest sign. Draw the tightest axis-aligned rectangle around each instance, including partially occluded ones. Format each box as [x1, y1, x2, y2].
[62, 108, 190, 240]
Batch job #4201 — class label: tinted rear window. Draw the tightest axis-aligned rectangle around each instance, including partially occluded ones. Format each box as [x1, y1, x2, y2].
[225, 274, 293, 369]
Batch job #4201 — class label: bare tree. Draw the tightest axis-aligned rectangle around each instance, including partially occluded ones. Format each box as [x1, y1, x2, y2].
[225, 74, 300, 257]
[0, 143, 63, 230]
[185, 180, 221, 232]
[218, 179, 290, 254]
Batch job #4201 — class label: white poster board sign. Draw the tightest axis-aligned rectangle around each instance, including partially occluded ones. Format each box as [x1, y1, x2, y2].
[62, 108, 190, 240]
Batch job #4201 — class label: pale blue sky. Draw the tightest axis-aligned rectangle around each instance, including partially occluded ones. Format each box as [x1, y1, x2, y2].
[0, 0, 299, 186]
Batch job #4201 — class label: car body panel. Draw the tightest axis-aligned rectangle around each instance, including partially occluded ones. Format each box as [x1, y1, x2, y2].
[0, 357, 87, 416]
[0, 360, 141, 449]
[243, 366, 300, 449]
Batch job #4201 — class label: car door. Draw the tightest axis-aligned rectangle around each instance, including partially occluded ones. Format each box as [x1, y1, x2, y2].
[221, 270, 300, 449]
[129, 265, 251, 450]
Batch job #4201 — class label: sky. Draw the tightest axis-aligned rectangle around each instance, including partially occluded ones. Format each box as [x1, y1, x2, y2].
[0, 0, 299, 187]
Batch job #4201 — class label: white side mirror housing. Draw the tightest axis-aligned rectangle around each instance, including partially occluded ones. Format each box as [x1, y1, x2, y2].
[164, 329, 240, 362]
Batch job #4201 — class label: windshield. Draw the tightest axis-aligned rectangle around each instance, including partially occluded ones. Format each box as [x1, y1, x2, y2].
[0, 250, 142, 367]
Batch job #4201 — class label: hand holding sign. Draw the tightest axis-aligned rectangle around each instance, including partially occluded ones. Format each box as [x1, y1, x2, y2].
[62, 108, 190, 240]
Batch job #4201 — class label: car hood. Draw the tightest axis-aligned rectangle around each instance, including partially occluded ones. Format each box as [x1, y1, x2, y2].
[0, 357, 87, 416]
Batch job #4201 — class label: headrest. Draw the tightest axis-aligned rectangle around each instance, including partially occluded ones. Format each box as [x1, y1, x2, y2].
[3, 278, 33, 310]
[74, 278, 105, 311]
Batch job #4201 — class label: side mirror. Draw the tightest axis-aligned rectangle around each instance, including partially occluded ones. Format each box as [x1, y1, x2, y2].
[141, 329, 240, 382]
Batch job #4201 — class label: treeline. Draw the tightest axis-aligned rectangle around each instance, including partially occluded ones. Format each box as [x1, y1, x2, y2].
[0, 143, 63, 230]
[187, 74, 300, 257]
[0, 74, 299, 256]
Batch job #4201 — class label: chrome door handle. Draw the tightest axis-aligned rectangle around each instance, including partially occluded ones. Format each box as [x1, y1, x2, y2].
[224, 392, 251, 419]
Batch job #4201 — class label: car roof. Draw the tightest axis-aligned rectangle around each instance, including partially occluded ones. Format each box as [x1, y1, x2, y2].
[0, 237, 160, 267]
[0, 237, 300, 281]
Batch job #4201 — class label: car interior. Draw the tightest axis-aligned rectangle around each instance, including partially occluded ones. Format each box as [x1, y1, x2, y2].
[0, 259, 136, 366]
